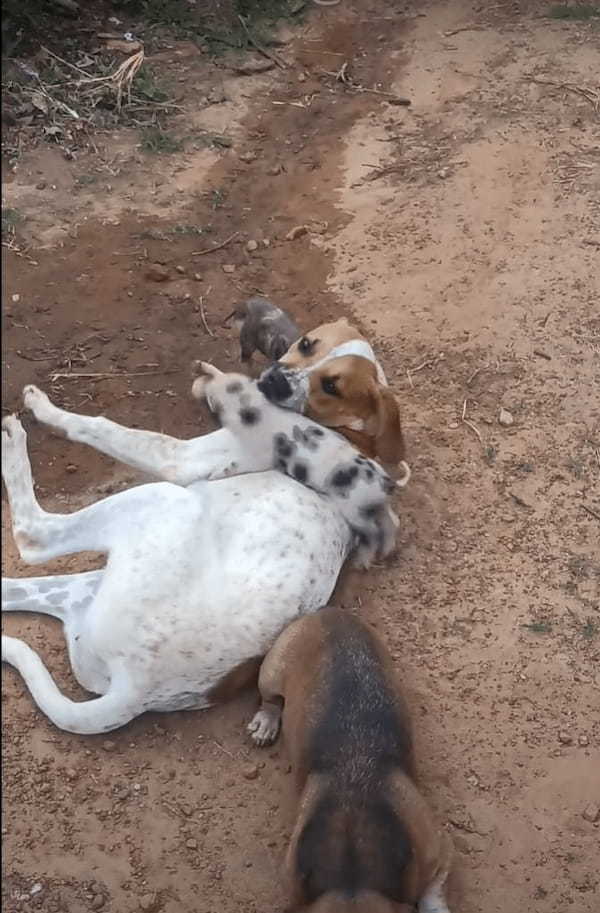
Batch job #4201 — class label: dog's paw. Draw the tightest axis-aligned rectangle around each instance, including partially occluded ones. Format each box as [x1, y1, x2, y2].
[23, 385, 54, 422]
[1, 415, 28, 479]
[248, 708, 281, 747]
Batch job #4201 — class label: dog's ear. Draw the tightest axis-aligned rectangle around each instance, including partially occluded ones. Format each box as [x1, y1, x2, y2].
[372, 385, 405, 464]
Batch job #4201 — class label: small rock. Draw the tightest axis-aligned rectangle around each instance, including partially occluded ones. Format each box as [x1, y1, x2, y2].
[578, 734, 589, 747]
[499, 408, 513, 427]
[30, 884, 43, 896]
[139, 893, 158, 912]
[66, 464, 78, 473]
[242, 763, 259, 781]
[36, 181, 47, 190]
[448, 421, 459, 429]
[175, 265, 185, 274]
[239, 151, 257, 163]
[268, 163, 282, 175]
[438, 167, 451, 179]
[11, 293, 20, 303]
[298, 72, 306, 82]
[193, 273, 202, 281]
[246, 240, 258, 252]
[116, 787, 129, 801]
[285, 225, 307, 241]
[91, 895, 105, 910]
[262, 239, 271, 248]
[145, 265, 170, 283]
[558, 731, 572, 745]
[222, 264, 236, 274]
[582, 802, 600, 823]
[466, 774, 479, 787]
[102, 739, 116, 752]
[186, 838, 198, 850]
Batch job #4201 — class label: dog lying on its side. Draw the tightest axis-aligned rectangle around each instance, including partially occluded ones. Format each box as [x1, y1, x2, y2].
[193, 364, 411, 569]
[248, 607, 452, 913]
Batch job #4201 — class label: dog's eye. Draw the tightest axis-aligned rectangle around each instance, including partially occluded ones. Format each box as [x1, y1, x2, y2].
[298, 337, 314, 355]
[321, 377, 338, 396]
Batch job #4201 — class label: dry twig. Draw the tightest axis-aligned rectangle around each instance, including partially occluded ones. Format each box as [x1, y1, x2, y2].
[237, 15, 287, 69]
[191, 232, 239, 257]
[49, 370, 176, 381]
[198, 287, 214, 337]
[461, 398, 483, 446]
[582, 504, 600, 522]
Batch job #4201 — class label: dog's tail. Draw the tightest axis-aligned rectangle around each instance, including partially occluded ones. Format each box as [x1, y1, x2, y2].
[2, 635, 139, 734]
[396, 461, 411, 489]
[2, 570, 104, 622]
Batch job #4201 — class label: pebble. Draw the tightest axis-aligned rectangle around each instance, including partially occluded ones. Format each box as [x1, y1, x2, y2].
[438, 167, 451, 179]
[558, 731, 572, 745]
[139, 893, 157, 912]
[222, 264, 236, 274]
[246, 240, 258, 252]
[582, 802, 599, 823]
[12, 293, 20, 303]
[268, 163, 283, 175]
[36, 181, 47, 190]
[102, 739, 116, 752]
[239, 151, 257, 163]
[578, 734, 589, 747]
[175, 265, 185, 274]
[448, 421, 459, 429]
[30, 884, 43, 896]
[66, 464, 78, 473]
[91, 895, 105, 910]
[193, 273, 202, 281]
[186, 838, 198, 850]
[242, 763, 259, 781]
[145, 265, 170, 283]
[499, 407, 514, 427]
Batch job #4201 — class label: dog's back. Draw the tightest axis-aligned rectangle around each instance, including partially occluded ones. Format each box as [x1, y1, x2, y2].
[286, 610, 426, 910]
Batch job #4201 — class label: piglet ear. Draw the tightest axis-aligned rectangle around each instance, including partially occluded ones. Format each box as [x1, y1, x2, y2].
[373, 385, 406, 464]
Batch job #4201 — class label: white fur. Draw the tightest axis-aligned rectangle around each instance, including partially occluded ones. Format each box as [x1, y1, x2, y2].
[199, 367, 405, 569]
[1, 385, 351, 734]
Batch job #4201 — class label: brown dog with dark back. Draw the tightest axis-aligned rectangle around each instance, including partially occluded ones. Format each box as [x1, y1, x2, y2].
[248, 607, 452, 913]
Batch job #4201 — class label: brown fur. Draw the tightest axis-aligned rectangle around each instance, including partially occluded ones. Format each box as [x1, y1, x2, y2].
[278, 320, 405, 466]
[206, 656, 262, 703]
[253, 609, 451, 912]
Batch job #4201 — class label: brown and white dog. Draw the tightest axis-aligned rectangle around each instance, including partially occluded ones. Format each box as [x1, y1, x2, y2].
[258, 319, 405, 470]
[248, 607, 452, 913]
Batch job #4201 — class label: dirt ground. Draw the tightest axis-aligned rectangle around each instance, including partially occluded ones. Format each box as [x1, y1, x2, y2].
[2, 1, 599, 911]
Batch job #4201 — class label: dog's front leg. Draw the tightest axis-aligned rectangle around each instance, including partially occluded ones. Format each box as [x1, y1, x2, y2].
[22, 385, 262, 485]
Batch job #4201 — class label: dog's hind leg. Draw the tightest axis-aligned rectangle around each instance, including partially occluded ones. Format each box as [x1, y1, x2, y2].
[2, 570, 104, 621]
[2, 635, 139, 734]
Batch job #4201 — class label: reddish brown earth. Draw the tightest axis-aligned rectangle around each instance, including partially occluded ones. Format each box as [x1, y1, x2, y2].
[2, 2, 599, 912]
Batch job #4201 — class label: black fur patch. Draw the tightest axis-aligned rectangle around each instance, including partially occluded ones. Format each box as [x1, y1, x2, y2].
[226, 381, 243, 394]
[293, 462, 309, 484]
[240, 407, 260, 426]
[331, 465, 359, 489]
[274, 433, 294, 459]
[292, 424, 324, 451]
[294, 614, 414, 903]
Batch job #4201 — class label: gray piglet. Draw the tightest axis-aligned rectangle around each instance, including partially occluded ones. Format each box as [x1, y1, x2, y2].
[224, 296, 301, 363]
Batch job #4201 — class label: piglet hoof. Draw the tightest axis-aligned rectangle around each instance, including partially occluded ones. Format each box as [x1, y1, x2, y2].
[248, 707, 281, 747]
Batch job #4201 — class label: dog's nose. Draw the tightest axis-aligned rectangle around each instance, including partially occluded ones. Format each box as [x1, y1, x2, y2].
[258, 364, 293, 403]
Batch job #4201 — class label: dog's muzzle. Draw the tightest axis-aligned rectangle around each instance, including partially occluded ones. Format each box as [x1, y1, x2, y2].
[258, 364, 295, 404]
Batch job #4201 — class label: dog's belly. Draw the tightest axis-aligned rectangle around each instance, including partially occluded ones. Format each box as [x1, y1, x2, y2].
[80, 472, 351, 706]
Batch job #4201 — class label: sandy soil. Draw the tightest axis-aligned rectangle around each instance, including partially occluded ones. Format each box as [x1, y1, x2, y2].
[2, 2, 599, 912]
